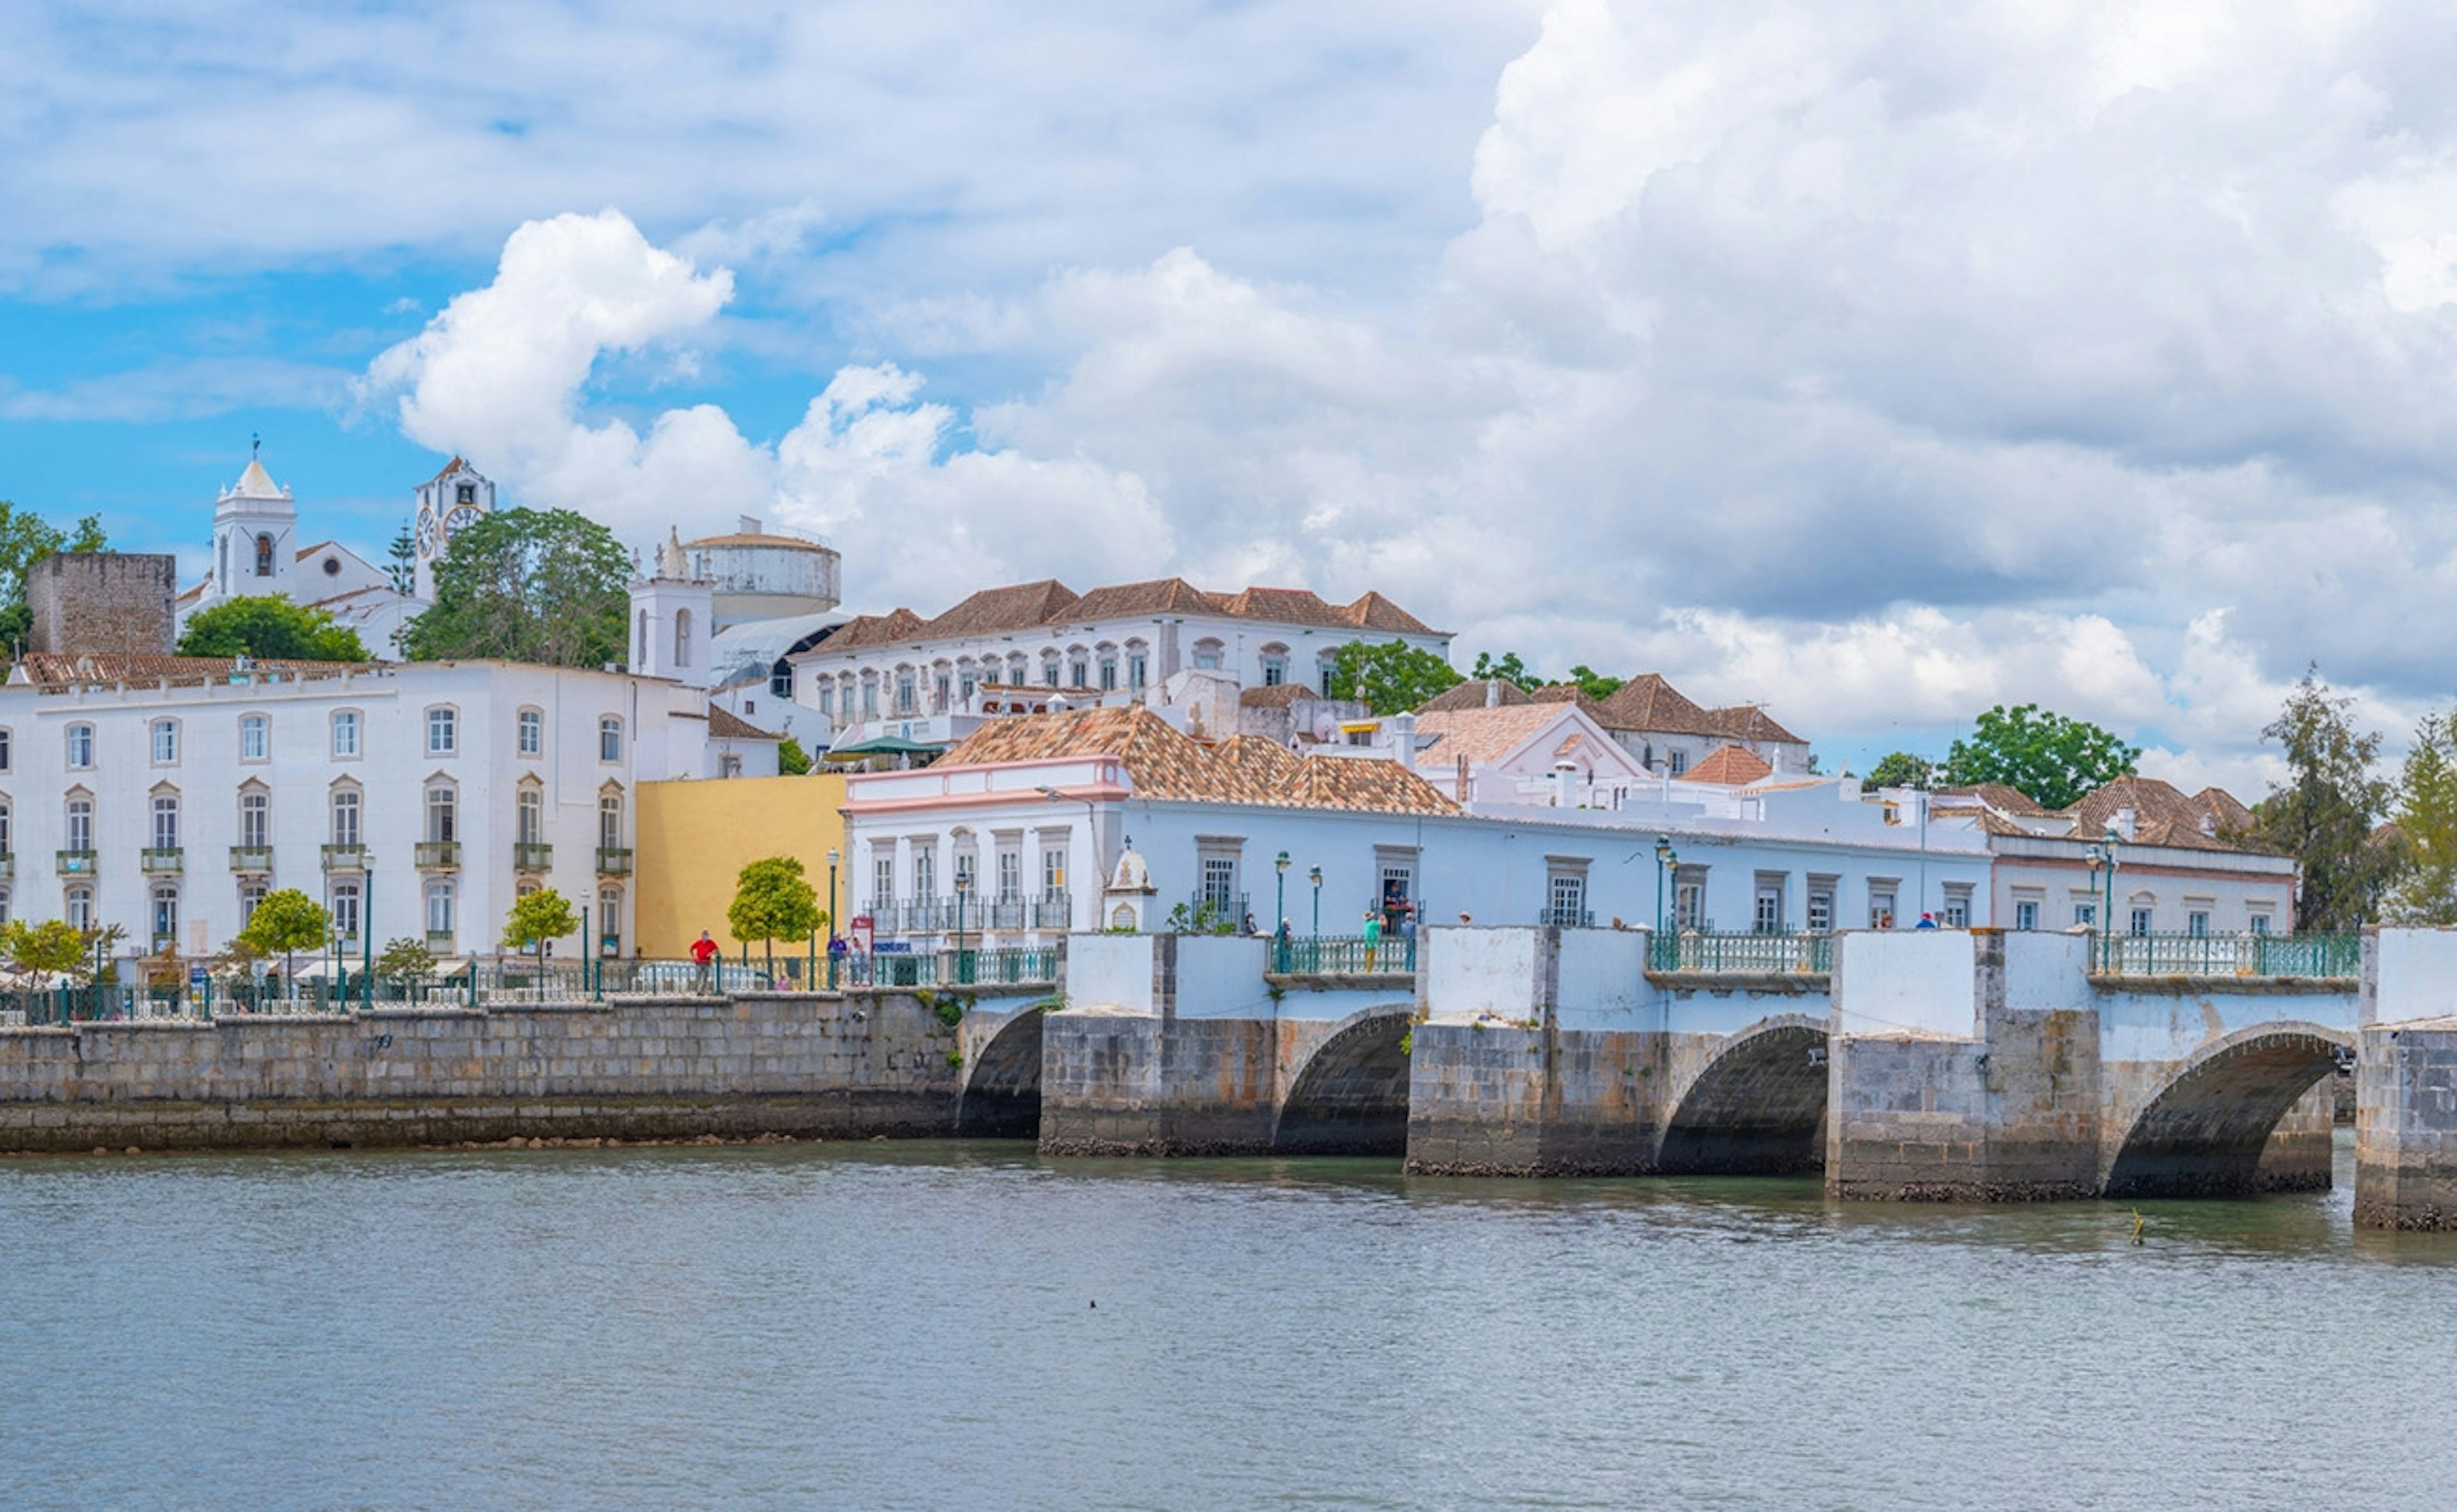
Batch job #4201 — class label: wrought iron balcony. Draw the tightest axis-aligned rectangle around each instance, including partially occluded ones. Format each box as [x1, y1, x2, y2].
[595, 846, 633, 875]
[56, 849, 96, 877]
[0, 852, 15, 880]
[415, 841, 461, 870]
[322, 843, 366, 872]
[513, 841, 553, 873]
[140, 847, 184, 875]
[1536, 906, 1593, 928]
[1032, 893, 1073, 930]
[229, 845, 274, 874]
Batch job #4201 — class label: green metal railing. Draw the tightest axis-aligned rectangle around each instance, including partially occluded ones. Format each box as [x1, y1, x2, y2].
[1271, 935, 1417, 975]
[1649, 931, 1833, 975]
[833, 946, 1062, 989]
[2094, 931, 2358, 979]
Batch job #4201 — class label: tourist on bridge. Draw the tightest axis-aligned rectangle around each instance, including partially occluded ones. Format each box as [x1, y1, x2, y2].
[691, 930, 719, 990]
[1362, 911, 1383, 971]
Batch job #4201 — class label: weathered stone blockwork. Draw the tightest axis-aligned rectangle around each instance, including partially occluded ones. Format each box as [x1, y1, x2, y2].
[0, 992, 964, 1152]
[26, 551, 177, 656]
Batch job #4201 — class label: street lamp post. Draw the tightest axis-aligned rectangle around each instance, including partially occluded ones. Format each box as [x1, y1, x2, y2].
[826, 847, 840, 988]
[2101, 825, 2121, 971]
[1653, 834, 1677, 964]
[1308, 865, 1323, 939]
[362, 859, 374, 1012]
[1274, 852, 1290, 969]
[2084, 844, 2104, 975]
[954, 870, 971, 985]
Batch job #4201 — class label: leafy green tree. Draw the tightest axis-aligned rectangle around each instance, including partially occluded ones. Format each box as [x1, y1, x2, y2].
[402, 507, 629, 668]
[0, 504, 106, 649]
[504, 888, 579, 955]
[1564, 664, 1625, 701]
[777, 736, 811, 776]
[376, 937, 438, 992]
[1470, 651, 1541, 690]
[1940, 704, 2138, 811]
[1331, 639, 1463, 715]
[1867, 751, 1937, 791]
[2254, 670, 2394, 931]
[728, 856, 823, 973]
[2387, 710, 2457, 925]
[1, 918, 90, 985]
[176, 596, 370, 662]
[241, 888, 332, 989]
[385, 523, 418, 598]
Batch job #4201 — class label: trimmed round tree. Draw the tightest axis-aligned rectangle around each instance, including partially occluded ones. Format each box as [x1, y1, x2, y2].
[728, 856, 823, 977]
[240, 888, 333, 996]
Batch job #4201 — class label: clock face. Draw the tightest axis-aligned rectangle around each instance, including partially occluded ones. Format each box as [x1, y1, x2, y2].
[414, 507, 440, 557]
[444, 504, 484, 537]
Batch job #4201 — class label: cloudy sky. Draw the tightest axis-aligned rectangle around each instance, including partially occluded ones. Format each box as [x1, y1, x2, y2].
[4, 0, 2453, 792]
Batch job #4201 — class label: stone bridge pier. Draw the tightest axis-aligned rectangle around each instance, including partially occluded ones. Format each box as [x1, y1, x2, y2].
[1033, 933, 1417, 1156]
[2355, 930, 2457, 1229]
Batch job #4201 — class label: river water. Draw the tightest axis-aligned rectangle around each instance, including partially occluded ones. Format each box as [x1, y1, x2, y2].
[2, 1133, 2451, 1511]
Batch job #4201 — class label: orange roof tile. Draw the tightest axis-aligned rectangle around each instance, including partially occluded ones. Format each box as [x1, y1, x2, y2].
[1683, 744, 1775, 786]
[1414, 678, 1529, 712]
[805, 577, 1442, 655]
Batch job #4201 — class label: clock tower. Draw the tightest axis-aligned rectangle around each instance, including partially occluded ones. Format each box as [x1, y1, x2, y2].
[411, 457, 495, 601]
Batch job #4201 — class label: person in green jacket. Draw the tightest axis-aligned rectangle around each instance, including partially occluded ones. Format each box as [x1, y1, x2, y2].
[1362, 911, 1383, 972]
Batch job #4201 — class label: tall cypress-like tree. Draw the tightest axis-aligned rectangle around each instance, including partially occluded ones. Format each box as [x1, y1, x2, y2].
[2252, 669, 2394, 931]
[2386, 711, 2457, 925]
[401, 508, 630, 668]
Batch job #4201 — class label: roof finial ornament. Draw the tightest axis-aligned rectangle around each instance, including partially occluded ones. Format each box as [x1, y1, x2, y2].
[251, 431, 260, 459]
[657, 527, 688, 581]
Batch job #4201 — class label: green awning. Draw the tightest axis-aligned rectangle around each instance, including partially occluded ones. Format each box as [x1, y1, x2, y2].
[826, 735, 947, 757]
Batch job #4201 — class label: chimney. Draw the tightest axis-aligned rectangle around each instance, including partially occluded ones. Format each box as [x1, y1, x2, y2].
[738, 514, 763, 534]
[1484, 679, 1500, 708]
[1554, 760, 1578, 808]
[2115, 806, 2137, 842]
[1391, 712, 1415, 770]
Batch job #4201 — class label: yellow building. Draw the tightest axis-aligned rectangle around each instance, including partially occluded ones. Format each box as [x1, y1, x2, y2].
[634, 772, 850, 964]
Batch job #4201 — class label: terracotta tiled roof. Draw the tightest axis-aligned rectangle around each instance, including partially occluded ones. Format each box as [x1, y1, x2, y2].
[9, 653, 365, 688]
[1707, 704, 1805, 746]
[709, 706, 777, 740]
[2060, 774, 2269, 852]
[1595, 674, 1722, 736]
[805, 577, 1442, 656]
[939, 706, 1456, 815]
[681, 532, 834, 551]
[1412, 705, 1584, 768]
[1415, 678, 1531, 712]
[1934, 782, 2052, 817]
[1238, 683, 1319, 708]
[1682, 744, 1775, 786]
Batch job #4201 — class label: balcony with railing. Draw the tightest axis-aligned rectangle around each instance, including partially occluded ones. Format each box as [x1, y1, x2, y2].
[322, 843, 365, 872]
[596, 847, 633, 876]
[985, 896, 1028, 931]
[2092, 930, 2357, 980]
[1033, 893, 1073, 930]
[415, 841, 461, 870]
[1271, 934, 1417, 976]
[513, 841, 553, 873]
[229, 845, 274, 874]
[57, 849, 96, 877]
[1650, 930, 1831, 976]
[140, 847, 184, 875]
[1536, 905, 1593, 928]
[0, 852, 14, 880]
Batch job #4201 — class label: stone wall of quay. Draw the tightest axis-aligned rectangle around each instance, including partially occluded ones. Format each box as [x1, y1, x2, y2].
[0, 992, 964, 1152]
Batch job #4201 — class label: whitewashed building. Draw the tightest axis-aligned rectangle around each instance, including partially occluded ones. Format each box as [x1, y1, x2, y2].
[841, 706, 1994, 950]
[0, 653, 731, 969]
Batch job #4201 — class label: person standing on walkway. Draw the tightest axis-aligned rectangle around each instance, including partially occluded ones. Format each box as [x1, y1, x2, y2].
[690, 930, 719, 991]
[1362, 911, 1383, 972]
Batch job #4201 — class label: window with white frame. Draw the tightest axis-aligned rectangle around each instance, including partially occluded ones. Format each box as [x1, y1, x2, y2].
[896, 671, 918, 713]
[1942, 885, 1972, 929]
[1129, 650, 1148, 689]
[913, 847, 936, 902]
[2074, 898, 2098, 928]
[1666, 749, 1689, 776]
[1805, 877, 1836, 933]
[65, 886, 91, 930]
[1200, 857, 1238, 912]
[1191, 639, 1223, 671]
[150, 793, 180, 850]
[65, 723, 93, 770]
[425, 706, 457, 755]
[150, 719, 179, 764]
[0, 887, 11, 926]
[1753, 877, 1785, 934]
[425, 880, 455, 937]
[238, 790, 269, 848]
[331, 882, 360, 940]
[238, 880, 266, 925]
[1548, 872, 1587, 923]
[2015, 899, 2040, 931]
[150, 885, 178, 943]
[331, 788, 361, 847]
[996, 849, 1021, 902]
[1098, 655, 1117, 691]
[239, 713, 269, 762]
[0, 800, 10, 858]
[598, 717, 623, 762]
[425, 783, 457, 843]
[598, 794, 623, 852]
[1260, 647, 1288, 686]
[598, 886, 621, 946]
[1868, 882, 1898, 930]
[65, 796, 91, 852]
[873, 855, 895, 911]
[0, 726, 13, 771]
[1042, 847, 1066, 897]
[674, 608, 692, 668]
[772, 661, 794, 699]
[1675, 875, 1705, 931]
[330, 710, 360, 759]
[518, 709, 543, 757]
[2129, 901, 2154, 935]
[517, 787, 543, 845]
[818, 683, 835, 717]
[2249, 911, 2273, 934]
[2186, 909, 2211, 937]
[719, 754, 743, 778]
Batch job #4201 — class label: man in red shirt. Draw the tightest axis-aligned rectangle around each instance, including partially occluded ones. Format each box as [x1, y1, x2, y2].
[690, 930, 718, 991]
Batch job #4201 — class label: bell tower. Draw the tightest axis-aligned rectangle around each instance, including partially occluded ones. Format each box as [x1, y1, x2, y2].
[411, 457, 495, 601]
[211, 452, 298, 601]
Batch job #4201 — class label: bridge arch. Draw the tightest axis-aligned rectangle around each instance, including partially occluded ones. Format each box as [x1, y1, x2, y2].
[1273, 1005, 1416, 1156]
[1657, 1014, 1829, 1175]
[957, 1007, 1046, 1138]
[2103, 1021, 2350, 1198]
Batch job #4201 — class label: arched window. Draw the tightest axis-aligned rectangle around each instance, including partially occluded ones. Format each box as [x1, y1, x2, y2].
[635, 609, 649, 669]
[424, 781, 457, 843]
[0, 797, 12, 859]
[598, 887, 623, 952]
[65, 886, 91, 931]
[65, 724, 93, 770]
[150, 885, 179, 944]
[674, 608, 692, 668]
[598, 792, 624, 852]
[330, 786, 362, 847]
[516, 783, 544, 846]
[1259, 643, 1290, 687]
[237, 787, 269, 849]
[0, 726, 13, 772]
[770, 660, 793, 699]
[517, 708, 544, 758]
[63, 795, 92, 853]
[1191, 638, 1224, 671]
[254, 533, 274, 577]
[149, 791, 180, 851]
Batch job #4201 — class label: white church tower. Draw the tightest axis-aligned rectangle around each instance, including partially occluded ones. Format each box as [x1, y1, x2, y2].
[411, 457, 495, 600]
[628, 529, 715, 687]
[212, 454, 298, 601]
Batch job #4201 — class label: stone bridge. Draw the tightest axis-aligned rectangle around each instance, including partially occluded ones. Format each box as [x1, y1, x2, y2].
[948, 923, 2457, 1229]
